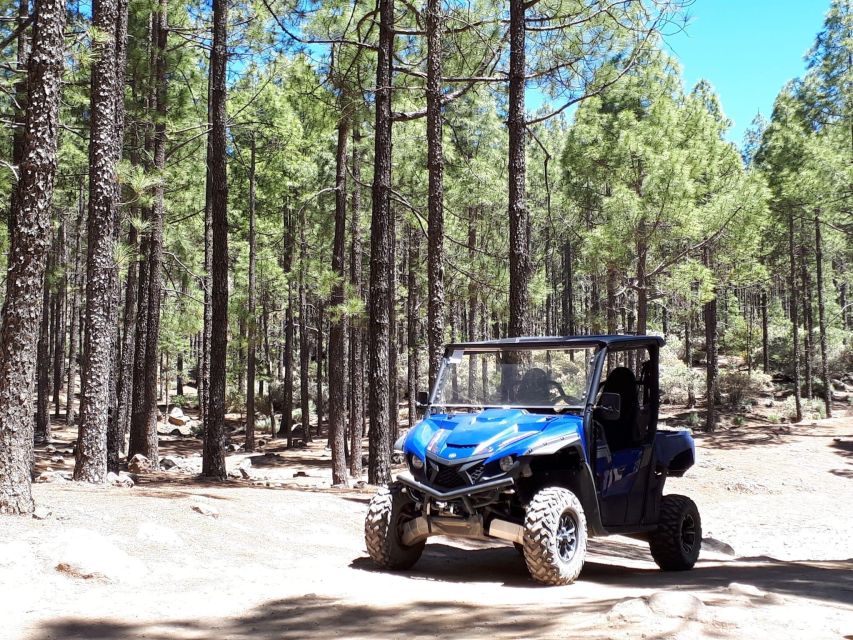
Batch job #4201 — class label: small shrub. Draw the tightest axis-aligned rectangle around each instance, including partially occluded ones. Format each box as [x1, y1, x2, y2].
[767, 412, 781, 424]
[686, 411, 700, 428]
[718, 371, 772, 408]
[172, 394, 187, 408]
[781, 396, 826, 421]
[733, 415, 745, 427]
[660, 342, 701, 406]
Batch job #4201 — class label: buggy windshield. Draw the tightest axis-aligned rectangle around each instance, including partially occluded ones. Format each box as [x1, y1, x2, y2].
[432, 347, 596, 411]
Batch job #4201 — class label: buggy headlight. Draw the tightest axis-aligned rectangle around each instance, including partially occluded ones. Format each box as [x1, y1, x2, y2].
[410, 455, 424, 471]
[499, 456, 515, 472]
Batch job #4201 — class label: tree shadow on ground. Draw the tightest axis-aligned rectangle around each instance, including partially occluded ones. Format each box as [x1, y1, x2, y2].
[584, 557, 853, 606]
[349, 541, 853, 607]
[33, 594, 616, 640]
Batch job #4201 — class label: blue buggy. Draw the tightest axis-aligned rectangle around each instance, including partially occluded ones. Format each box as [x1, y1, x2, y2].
[365, 335, 701, 585]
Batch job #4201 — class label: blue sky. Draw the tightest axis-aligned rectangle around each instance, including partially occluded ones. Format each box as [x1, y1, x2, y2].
[662, 0, 829, 145]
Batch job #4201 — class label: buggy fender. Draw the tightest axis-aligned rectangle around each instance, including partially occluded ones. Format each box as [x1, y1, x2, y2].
[519, 442, 607, 537]
[654, 429, 695, 477]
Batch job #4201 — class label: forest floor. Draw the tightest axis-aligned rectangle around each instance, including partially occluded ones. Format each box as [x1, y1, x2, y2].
[2, 405, 853, 639]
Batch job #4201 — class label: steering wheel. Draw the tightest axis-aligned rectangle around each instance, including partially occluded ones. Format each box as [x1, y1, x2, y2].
[547, 380, 580, 405]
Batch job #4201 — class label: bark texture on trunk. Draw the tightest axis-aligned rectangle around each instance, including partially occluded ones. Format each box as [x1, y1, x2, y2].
[329, 118, 349, 486]
[278, 201, 295, 443]
[116, 226, 137, 448]
[407, 225, 420, 429]
[787, 212, 802, 423]
[140, 0, 168, 468]
[0, 0, 65, 513]
[202, 0, 228, 479]
[814, 211, 831, 417]
[703, 248, 717, 432]
[368, 0, 394, 484]
[245, 137, 257, 452]
[425, 0, 444, 389]
[36, 259, 52, 443]
[76, 0, 120, 483]
[507, 0, 529, 338]
[348, 125, 364, 478]
[66, 188, 85, 427]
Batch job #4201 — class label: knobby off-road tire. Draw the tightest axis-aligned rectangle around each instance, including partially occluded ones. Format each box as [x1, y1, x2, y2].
[364, 482, 425, 570]
[523, 487, 587, 585]
[649, 494, 702, 571]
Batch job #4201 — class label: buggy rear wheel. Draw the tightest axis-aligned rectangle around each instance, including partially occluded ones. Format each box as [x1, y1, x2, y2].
[649, 494, 702, 571]
[523, 487, 587, 585]
[364, 482, 425, 570]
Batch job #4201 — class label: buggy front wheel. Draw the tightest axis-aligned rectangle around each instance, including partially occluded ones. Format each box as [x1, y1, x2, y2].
[364, 482, 425, 570]
[522, 486, 587, 585]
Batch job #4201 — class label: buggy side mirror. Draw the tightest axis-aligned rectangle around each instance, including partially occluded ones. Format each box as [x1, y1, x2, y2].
[596, 392, 621, 419]
[416, 391, 429, 408]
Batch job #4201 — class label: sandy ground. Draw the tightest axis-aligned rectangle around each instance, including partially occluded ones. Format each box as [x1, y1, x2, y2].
[1, 411, 852, 640]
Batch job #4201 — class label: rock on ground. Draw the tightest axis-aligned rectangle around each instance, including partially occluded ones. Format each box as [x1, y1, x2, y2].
[646, 591, 708, 621]
[191, 502, 219, 518]
[128, 454, 152, 474]
[107, 472, 135, 488]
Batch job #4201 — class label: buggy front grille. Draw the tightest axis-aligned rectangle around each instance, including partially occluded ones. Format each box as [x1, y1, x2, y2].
[427, 461, 486, 489]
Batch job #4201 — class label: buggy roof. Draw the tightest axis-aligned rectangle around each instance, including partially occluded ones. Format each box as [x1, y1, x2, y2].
[444, 334, 665, 352]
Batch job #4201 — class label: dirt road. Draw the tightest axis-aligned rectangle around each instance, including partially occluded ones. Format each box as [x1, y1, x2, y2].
[2, 415, 852, 639]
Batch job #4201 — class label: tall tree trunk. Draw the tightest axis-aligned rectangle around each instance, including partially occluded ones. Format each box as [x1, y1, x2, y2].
[35, 243, 55, 444]
[51, 217, 66, 417]
[814, 211, 832, 417]
[407, 225, 419, 428]
[66, 185, 85, 426]
[245, 136, 257, 452]
[0, 0, 65, 513]
[75, 0, 121, 483]
[200, 89, 213, 429]
[139, 0, 168, 468]
[36, 252, 52, 443]
[128, 228, 150, 457]
[368, 0, 394, 484]
[606, 266, 617, 334]
[348, 124, 364, 478]
[466, 207, 477, 397]
[7, 0, 30, 242]
[425, 0, 445, 389]
[388, 213, 398, 447]
[562, 240, 574, 335]
[278, 201, 295, 444]
[636, 229, 648, 335]
[787, 212, 802, 423]
[507, 0, 529, 337]
[685, 314, 695, 408]
[202, 0, 228, 480]
[800, 244, 813, 400]
[105, 0, 130, 474]
[761, 289, 769, 373]
[316, 303, 325, 438]
[703, 247, 718, 432]
[298, 203, 310, 442]
[261, 298, 276, 436]
[329, 117, 349, 486]
[116, 224, 138, 450]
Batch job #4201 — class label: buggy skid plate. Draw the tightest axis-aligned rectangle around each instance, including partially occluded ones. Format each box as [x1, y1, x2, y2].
[401, 514, 524, 546]
[395, 471, 514, 500]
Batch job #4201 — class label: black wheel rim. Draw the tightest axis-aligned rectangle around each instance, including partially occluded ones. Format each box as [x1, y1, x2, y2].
[556, 512, 578, 563]
[680, 513, 696, 554]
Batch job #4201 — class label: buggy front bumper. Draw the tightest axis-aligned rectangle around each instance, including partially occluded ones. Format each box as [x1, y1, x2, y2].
[395, 471, 514, 501]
